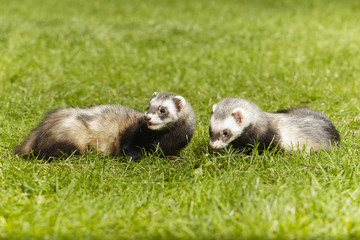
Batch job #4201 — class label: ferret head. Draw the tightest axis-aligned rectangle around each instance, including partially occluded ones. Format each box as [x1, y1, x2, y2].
[144, 92, 188, 130]
[209, 98, 262, 149]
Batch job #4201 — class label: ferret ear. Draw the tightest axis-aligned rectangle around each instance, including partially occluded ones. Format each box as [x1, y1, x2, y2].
[150, 92, 158, 101]
[211, 104, 217, 114]
[232, 108, 243, 123]
[173, 96, 186, 112]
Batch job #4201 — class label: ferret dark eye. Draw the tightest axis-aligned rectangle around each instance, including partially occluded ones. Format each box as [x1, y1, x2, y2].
[160, 108, 166, 113]
[146, 107, 149, 111]
[223, 130, 229, 136]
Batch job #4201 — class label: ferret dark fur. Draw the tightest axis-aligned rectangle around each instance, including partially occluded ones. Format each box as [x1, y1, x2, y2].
[14, 92, 196, 160]
[209, 98, 340, 153]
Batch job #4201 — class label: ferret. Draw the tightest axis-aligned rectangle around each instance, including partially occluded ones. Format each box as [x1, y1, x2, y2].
[14, 92, 196, 160]
[209, 98, 340, 153]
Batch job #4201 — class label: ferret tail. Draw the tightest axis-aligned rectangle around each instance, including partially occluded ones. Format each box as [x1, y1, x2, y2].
[14, 132, 37, 156]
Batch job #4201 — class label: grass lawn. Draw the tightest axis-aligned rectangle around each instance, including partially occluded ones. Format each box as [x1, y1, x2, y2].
[1, 0, 360, 238]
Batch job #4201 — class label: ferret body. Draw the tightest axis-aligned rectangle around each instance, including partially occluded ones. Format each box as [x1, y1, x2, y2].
[209, 98, 340, 153]
[15, 92, 196, 159]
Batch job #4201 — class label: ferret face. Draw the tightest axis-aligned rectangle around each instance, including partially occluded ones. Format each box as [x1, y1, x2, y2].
[209, 103, 248, 149]
[144, 92, 185, 130]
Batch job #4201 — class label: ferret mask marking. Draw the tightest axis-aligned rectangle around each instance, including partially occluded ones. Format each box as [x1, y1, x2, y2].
[145, 94, 180, 130]
[209, 107, 252, 149]
[209, 117, 242, 149]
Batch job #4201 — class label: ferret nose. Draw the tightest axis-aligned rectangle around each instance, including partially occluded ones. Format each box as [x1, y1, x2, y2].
[209, 144, 216, 149]
[144, 115, 151, 121]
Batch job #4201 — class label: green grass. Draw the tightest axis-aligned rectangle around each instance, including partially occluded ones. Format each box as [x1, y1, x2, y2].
[1, 0, 360, 238]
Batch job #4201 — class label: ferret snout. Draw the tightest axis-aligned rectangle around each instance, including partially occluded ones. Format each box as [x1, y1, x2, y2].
[209, 139, 228, 150]
[144, 115, 151, 122]
[209, 144, 217, 149]
[209, 141, 218, 149]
